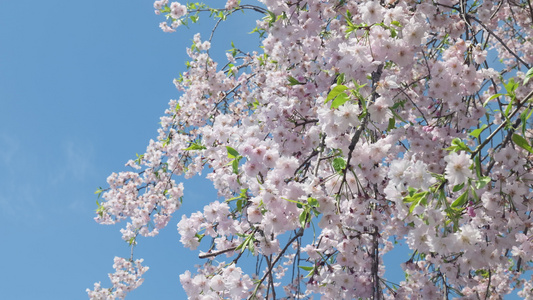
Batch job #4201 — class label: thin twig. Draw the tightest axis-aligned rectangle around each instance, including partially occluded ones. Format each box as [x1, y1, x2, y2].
[199, 246, 237, 259]
[467, 15, 531, 69]
[248, 228, 304, 299]
[471, 89, 533, 159]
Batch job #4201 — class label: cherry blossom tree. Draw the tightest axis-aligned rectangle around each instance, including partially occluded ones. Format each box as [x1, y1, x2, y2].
[88, 0, 533, 298]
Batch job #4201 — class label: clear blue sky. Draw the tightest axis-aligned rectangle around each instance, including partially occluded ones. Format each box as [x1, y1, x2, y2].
[0, 1, 261, 298]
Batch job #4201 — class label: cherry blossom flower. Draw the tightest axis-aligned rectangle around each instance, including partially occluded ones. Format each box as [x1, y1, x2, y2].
[444, 151, 473, 186]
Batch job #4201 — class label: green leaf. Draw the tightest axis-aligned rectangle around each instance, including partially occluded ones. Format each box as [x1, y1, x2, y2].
[288, 76, 304, 86]
[325, 85, 348, 103]
[475, 176, 491, 189]
[226, 146, 239, 158]
[332, 157, 346, 173]
[95, 199, 105, 217]
[299, 265, 314, 271]
[483, 93, 503, 106]
[299, 265, 315, 277]
[391, 99, 406, 109]
[469, 124, 488, 139]
[389, 27, 397, 38]
[520, 108, 533, 135]
[451, 190, 468, 208]
[512, 134, 533, 154]
[299, 209, 310, 228]
[195, 233, 205, 243]
[331, 92, 350, 109]
[504, 78, 518, 94]
[452, 183, 465, 192]
[282, 197, 304, 207]
[446, 138, 471, 152]
[236, 198, 243, 212]
[503, 102, 513, 118]
[475, 269, 490, 279]
[227, 188, 248, 203]
[474, 155, 482, 179]
[407, 192, 427, 203]
[403, 191, 428, 214]
[266, 10, 276, 26]
[235, 234, 254, 253]
[524, 67, 533, 85]
[387, 117, 396, 131]
[336, 73, 345, 85]
[184, 143, 206, 151]
[232, 159, 239, 174]
[308, 197, 318, 207]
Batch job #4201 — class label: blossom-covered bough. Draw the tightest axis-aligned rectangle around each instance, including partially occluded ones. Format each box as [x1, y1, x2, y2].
[88, 0, 533, 298]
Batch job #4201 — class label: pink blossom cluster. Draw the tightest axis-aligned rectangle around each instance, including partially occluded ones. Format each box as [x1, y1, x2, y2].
[95, 167, 184, 243]
[180, 263, 254, 299]
[90, 0, 533, 298]
[87, 257, 148, 299]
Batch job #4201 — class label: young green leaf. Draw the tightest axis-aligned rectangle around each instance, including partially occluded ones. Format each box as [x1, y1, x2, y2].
[451, 190, 468, 208]
[512, 134, 533, 154]
[475, 176, 491, 189]
[226, 146, 239, 158]
[288, 76, 304, 86]
[307, 197, 318, 207]
[299, 210, 309, 228]
[331, 92, 350, 109]
[184, 143, 207, 151]
[520, 108, 533, 135]
[332, 157, 347, 173]
[391, 20, 401, 27]
[336, 73, 345, 85]
[298, 265, 314, 271]
[232, 159, 239, 174]
[469, 124, 488, 139]
[524, 67, 533, 85]
[445, 138, 471, 152]
[403, 191, 428, 214]
[475, 155, 482, 179]
[325, 85, 348, 103]
[483, 93, 503, 107]
[387, 117, 396, 131]
[452, 183, 465, 192]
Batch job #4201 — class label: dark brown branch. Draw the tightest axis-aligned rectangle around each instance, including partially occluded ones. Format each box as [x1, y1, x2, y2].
[371, 225, 382, 300]
[337, 64, 383, 196]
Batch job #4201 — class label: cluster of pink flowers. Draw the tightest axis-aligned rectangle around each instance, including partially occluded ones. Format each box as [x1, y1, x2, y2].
[87, 257, 148, 299]
[90, 0, 533, 298]
[179, 264, 254, 299]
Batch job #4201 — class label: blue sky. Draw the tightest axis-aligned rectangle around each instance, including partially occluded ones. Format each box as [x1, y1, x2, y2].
[0, 1, 261, 298]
